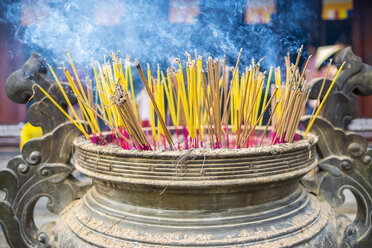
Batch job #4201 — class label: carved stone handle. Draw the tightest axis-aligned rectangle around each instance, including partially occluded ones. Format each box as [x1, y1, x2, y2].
[0, 123, 89, 248]
[306, 47, 372, 128]
[301, 117, 372, 247]
[0, 53, 89, 247]
[301, 47, 372, 247]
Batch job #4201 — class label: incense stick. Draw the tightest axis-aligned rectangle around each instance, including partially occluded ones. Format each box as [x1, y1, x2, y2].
[304, 62, 345, 137]
[306, 59, 332, 131]
[32, 84, 90, 139]
[40, 45, 321, 151]
[260, 99, 280, 146]
[136, 59, 176, 150]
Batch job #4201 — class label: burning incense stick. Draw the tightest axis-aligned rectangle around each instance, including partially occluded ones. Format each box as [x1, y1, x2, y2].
[39, 45, 325, 151]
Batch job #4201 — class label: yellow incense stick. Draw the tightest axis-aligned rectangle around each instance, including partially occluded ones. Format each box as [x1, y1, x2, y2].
[66, 52, 103, 135]
[97, 64, 116, 128]
[119, 59, 125, 86]
[33, 84, 90, 139]
[175, 72, 182, 127]
[241, 87, 278, 146]
[197, 57, 203, 120]
[155, 82, 161, 141]
[162, 71, 176, 125]
[176, 59, 190, 130]
[127, 55, 138, 119]
[166, 70, 177, 126]
[307, 59, 332, 127]
[94, 64, 117, 134]
[65, 67, 102, 136]
[64, 68, 97, 134]
[186, 64, 193, 137]
[230, 76, 235, 132]
[160, 82, 165, 131]
[234, 70, 240, 130]
[275, 68, 282, 119]
[258, 67, 272, 129]
[113, 61, 120, 83]
[93, 65, 109, 122]
[244, 68, 253, 123]
[191, 64, 198, 138]
[247, 66, 255, 125]
[156, 66, 162, 140]
[304, 62, 345, 137]
[77, 95, 133, 145]
[105, 63, 115, 91]
[193, 64, 198, 138]
[66, 51, 89, 104]
[253, 74, 264, 126]
[48, 65, 84, 131]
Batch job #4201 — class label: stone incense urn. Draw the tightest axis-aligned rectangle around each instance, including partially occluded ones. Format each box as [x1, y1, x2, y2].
[1, 48, 372, 247]
[55, 133, 332, 247]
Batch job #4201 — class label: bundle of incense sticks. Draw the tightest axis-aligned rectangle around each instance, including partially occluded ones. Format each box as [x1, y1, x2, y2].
[34, 46, 344, 151]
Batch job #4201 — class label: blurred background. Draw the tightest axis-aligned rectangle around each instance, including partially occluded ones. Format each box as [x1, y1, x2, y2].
[0, 0, 371, 147]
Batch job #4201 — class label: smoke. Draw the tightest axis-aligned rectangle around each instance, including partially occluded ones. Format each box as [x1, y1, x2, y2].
[1, 0, 317, 91]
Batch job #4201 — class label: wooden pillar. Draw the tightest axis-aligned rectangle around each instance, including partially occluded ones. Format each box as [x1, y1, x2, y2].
[0, 21, 25, 124]
[353, 0, 372, 117]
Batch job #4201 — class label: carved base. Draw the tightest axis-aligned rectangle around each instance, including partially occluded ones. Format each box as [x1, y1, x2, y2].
[55, 185, 337, 247]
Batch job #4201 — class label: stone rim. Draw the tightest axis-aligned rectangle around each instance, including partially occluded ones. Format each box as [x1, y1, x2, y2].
[74, 132, 317, 187]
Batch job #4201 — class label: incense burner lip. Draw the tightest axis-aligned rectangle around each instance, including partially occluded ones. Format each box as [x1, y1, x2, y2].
[73, 132, 317, 187]
[76, 130, 316, 158]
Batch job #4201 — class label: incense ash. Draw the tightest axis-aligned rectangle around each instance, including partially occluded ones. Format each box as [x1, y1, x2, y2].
[34, 46, 344, 151]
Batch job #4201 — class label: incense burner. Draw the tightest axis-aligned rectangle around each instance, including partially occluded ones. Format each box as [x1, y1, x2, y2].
[1, 47, 372, 247]
[53, 132, 338, 247]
